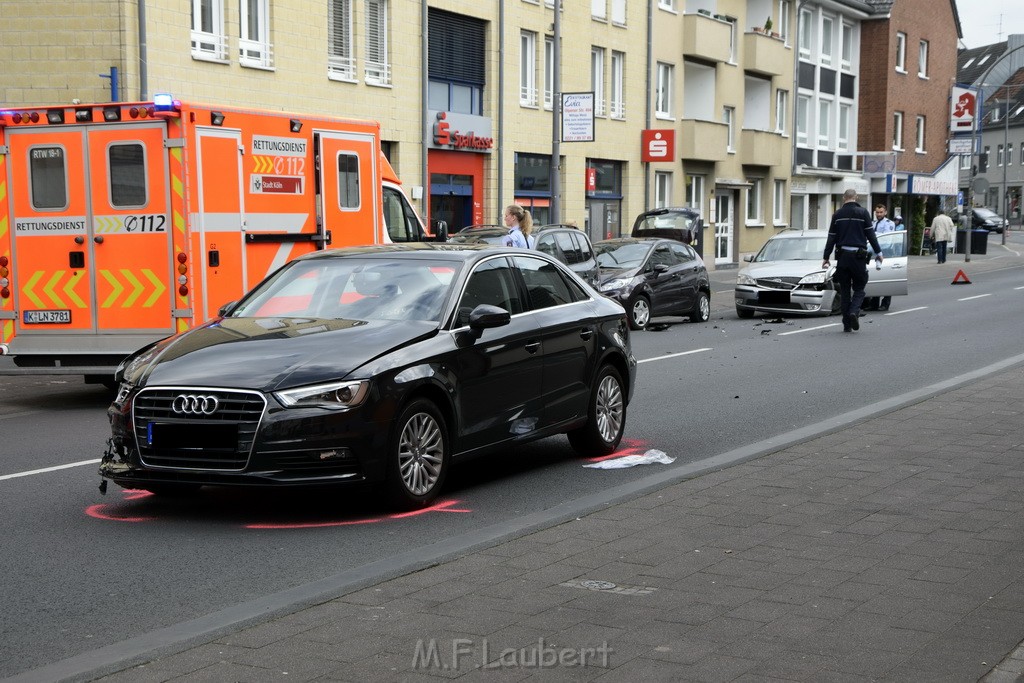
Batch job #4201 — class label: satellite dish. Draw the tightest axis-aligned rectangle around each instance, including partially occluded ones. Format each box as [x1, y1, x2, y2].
[972, 177, 990, 194]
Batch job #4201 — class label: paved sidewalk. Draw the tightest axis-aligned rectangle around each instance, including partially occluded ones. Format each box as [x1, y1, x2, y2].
[73, 362, 1024, 682]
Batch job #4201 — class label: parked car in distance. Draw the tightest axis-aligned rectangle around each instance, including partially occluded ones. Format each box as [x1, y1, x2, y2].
[454, 223, 504, 234]
[967, 207, 1007, 234]
[594, 237, 711, 330]
[449, 224, 600, 286]
[734, 229, 909, 318]
[631, 207, 703, 245]
[101, 244, 636, 509]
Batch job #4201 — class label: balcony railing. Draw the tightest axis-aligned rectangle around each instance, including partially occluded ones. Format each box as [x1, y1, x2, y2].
[239, 39, 274, 69]
[190, 30, 228, 62]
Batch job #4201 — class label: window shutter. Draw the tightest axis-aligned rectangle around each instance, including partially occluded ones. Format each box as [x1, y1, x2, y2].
[428, 9, 485, 85]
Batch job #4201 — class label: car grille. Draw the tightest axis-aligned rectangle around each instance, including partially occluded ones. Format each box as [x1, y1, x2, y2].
[755, 277, 802, 290]
[132, 388, 266, 471]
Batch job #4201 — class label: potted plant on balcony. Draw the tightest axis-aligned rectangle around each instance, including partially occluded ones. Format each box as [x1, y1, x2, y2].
[697, 8, 712, 16]
[764, 16, 773, 32]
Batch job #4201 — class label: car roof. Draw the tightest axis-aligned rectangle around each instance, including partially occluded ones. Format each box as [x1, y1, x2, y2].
[294, 242, 499, 263]
[594, 237, 665, 246]
[766, 230, 828, 239]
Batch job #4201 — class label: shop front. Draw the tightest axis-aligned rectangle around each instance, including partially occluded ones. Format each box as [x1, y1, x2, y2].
[426, 111, 492, 232]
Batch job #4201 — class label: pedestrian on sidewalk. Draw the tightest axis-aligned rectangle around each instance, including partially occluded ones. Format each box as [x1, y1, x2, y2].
[864, 204, 896, 312]
[931, 208, 955, 264]
[823, 189, 883, 333]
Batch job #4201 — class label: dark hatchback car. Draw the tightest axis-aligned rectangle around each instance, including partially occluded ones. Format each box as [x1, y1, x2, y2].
[101, 244, 636, 509]
[448, 224, 600, 286]
[593, 237, 711, 330]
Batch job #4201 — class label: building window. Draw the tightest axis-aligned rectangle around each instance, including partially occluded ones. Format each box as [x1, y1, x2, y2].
[592, 47, 606, 117]
[773, 179, 786, 224]
[895, 32, 906, 72]
[1008, 144, 1014, 166]
[658, 0, 675, 10]
[611, 0, 626, 25]
[798, 8, 812, 59]
[796, 95, 809, 146]
[746, 179, 762, 223]
[328, 0, 355, 80]
[997, 144, 1004, 167]
[592, 0, 606, 20]
[724, 106, 736, 152]
[521, 31, 537, 106]
[916, 115, 926, 152]
[918, 40, 929, 78]
[818, 99, 831, 147]
[960, 153, 972, 170]
[427, 10, 486, 113]
[108, 143, 147, 208]
[655, 172, 672, 208]
[776, 89, 788, 133]
[30, 146, 68, 210]
[544, 37, 554, 109]
[239, 0, 271, 68]
[841, 22, 854, 70]
[893, 111, 903, 150]
[838, 103, 850, 151]
[983, 146, 990, 171]
[791, 194, 806, 229]
[191, 0, 227, 60]
[365, 0, 390, 85]
[777, 0, 791, 44]
[610, 51, 625, 118]
[820, 15, 834, 66]
[685, 174, 705, 218]
[656, 62, 673, 118]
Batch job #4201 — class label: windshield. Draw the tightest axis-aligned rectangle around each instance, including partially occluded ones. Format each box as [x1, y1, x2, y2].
[594, 242, 651, 269]
[975, 209, 998, 219]
[754, 235, 828, 262]
[230, 257, 459, 323]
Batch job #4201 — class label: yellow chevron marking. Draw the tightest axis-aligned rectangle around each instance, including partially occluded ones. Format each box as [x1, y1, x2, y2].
[100, 270, 123, 308]
[121, 269, 144, 307]
[64, 270, 86, 308]
[173, 209, 185, 234]
[42, 270, 67, 308]
[23, 271, 46, 308]
[2, 320, 12, 343]
[0, 215, 7, 240]
[141, 269, 167, 307]
[0, 179, 6, 204]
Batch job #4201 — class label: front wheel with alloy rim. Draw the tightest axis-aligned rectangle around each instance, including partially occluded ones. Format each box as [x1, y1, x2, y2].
[690, 291, 710, 322]
[568, 364, 626, 457]
[385, 398, 449, 510]
[627, 295, 651, 330]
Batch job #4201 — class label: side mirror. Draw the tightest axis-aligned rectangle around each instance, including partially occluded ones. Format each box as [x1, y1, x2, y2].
[653, 263, 669, 274]
[431, 219, 449, 242]
[743, 254, 754, 262]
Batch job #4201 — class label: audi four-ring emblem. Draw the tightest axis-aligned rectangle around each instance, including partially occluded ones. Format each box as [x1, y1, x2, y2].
[171, 394, 220, 415]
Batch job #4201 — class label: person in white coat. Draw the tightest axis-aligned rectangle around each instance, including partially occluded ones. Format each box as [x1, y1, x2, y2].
[931, 209, 956, 264]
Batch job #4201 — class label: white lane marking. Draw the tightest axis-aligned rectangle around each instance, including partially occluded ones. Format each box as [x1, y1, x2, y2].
[958, 294, 993, 302]
[885, 306, 928, 315]
[0, 459, 101, 482]
[778, 324, 839, 336]
[1015, 286, 1024, 291]
[638, 347, 712, 364]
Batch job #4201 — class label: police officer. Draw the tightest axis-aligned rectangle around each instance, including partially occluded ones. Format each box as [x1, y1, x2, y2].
[822, 189, 883, 333]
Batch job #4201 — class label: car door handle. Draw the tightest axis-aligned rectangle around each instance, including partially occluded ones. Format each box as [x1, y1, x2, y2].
[525, 341, 541, 353]
[579, 329, 593, 341]
[889, 263, 904, 269]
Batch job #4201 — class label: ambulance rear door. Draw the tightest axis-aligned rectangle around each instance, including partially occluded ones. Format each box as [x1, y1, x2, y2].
[6, 122, 173, 354]
[316, 131, 380, 246]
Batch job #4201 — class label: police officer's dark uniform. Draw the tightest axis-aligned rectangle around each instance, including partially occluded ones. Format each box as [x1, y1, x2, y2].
[822, 191, 883, 332]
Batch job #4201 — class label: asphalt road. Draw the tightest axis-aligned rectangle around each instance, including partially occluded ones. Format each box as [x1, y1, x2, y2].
[1, 232, 1022, 679]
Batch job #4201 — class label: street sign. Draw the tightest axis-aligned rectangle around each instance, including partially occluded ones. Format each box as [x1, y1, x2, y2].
[949, 138, 974, 154]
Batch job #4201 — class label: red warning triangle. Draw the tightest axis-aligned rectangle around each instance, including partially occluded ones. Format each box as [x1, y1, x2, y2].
[951, 269, 972, 285]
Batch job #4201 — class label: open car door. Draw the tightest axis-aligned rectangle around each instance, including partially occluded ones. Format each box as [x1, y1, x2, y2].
[866, 230, 908, 297]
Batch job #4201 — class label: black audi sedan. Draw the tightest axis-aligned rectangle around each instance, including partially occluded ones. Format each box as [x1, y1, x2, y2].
[101, 244, 636, 509]
[594, 238, 711, 330]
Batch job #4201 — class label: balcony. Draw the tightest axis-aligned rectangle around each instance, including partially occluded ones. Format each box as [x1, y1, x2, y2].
[680, 120, 728, 162]
[682, 13, 733, 64]
[740, 129, 791, 167]
[743, 31, 790, 77]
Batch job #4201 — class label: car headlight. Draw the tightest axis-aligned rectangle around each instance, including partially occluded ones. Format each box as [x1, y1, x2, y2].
[274, 380, 369, 410]
[599, 278, 632, 292]
[798, 271, 827, 285]
[736, 273, 756, 285]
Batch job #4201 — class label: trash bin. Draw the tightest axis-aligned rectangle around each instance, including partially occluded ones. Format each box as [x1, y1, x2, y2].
[955, 230, 989, 255]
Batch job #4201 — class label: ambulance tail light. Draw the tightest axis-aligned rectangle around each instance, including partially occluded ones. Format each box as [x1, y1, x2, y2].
[177, 252, 188, 296]
[0, 255, 10, 299]
[10, 112, 41, 125]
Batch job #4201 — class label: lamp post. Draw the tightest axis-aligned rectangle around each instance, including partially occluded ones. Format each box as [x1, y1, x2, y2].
[550, 0, 561, 224]
[1001, 85, 1010, 246]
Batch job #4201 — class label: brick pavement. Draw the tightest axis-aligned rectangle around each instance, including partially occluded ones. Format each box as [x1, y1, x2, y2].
[77, 362, 1024, 682]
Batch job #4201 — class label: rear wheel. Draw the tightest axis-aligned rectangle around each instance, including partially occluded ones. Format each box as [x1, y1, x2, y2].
[569, 365, 626, 457]
[690, 292, 710, 322]
[627, 296, 651, 330]
[385, 398, 449, 510]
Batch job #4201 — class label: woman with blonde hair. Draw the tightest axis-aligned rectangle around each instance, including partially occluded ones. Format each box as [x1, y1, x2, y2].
[502, 204, 535, 248]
